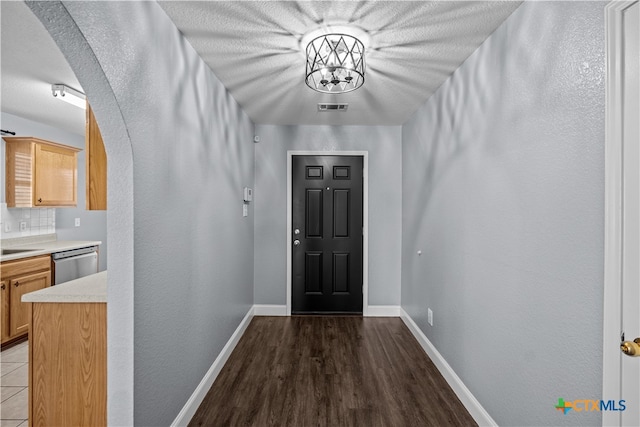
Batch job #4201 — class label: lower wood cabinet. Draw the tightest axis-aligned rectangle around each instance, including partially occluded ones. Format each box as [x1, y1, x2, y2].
[0, 255, 51, 345]
[29, 301, 107, 426]
[10, 271, 50, 337]
[1, 280, 8, 343]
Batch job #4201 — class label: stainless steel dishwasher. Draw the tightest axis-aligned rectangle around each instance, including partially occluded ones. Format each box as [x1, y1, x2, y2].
[51, 246, 99, 285]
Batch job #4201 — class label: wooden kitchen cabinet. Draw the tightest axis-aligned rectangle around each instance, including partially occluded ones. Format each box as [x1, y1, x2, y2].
[10, 271, 50, 337]
[1, 280, 8, 343]
[86, 102, 107, 210]
[3, 136, 81, 207]
[0, 255, 51, 345]
[29, 301, 106, 426]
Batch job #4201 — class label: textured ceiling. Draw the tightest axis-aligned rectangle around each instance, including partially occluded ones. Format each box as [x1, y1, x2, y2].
[1, 1, 85, 136]
[159, 1, 522, 125]
[1, 1, 522, 135]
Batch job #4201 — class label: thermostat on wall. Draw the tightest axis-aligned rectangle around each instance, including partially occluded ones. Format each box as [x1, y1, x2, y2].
[243, 187, 253, 202]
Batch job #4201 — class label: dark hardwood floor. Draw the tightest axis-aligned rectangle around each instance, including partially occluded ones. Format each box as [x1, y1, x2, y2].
[189, 316, 477, 427]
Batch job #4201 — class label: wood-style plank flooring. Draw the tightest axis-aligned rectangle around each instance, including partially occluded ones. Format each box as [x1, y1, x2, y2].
[189, 316, 477, 427]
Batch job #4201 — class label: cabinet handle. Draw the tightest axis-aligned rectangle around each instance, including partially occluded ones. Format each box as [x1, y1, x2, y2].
[37, 198, 42, 203]
[14, 281, 19, 287]
[1, 284, 5, 290]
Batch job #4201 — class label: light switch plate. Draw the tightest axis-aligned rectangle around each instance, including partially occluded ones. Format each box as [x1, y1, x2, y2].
[75, 218, 81, 227]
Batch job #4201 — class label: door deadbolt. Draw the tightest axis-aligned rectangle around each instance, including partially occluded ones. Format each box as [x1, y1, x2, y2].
[620, 338, 640, 357]
[294, 229, 300, 235]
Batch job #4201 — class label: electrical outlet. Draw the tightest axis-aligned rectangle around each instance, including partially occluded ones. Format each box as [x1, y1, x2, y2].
[75, 218, 81, 227]
[242, 204, 248, 217]
[427, 308, 433, 326]
[19, 221, 27, 231]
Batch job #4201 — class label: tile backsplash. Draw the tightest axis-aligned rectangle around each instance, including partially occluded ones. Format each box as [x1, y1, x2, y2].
[0, 203, 55, 239]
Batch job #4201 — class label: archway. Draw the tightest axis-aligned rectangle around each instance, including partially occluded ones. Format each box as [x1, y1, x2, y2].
[27, 2, 134, 425]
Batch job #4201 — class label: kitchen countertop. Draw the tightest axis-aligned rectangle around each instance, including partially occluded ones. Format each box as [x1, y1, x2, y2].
[22, 271, 107, 303]
[0, 234, 101, 262]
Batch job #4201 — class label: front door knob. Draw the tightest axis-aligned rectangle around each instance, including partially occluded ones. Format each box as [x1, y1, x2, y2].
[293, 239, 301, 246]
[621, 338, 640, 357]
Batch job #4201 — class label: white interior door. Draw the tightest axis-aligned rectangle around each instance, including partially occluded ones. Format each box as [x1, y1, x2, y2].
[604, 2, 640, 426]
[620, 3, 640, 426]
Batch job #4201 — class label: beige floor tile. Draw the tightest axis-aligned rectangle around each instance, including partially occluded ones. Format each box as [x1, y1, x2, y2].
[0, 363, 23, 377]
[0, 388, 27, 420]
[0, 342, 28, 426]
[0, 387, 24, 403]
[0, 365, 27, 387]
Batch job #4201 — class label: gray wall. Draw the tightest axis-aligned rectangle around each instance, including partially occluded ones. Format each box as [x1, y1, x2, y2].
[0, 112, 108, 270]
[254, 125, 402, 307]
[401, 2, 605, 426]
[28, 2, 255, 425]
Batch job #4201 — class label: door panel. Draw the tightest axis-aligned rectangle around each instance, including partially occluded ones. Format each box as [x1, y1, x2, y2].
[332, 253, 350, 293]
[305, 253, 323, 294]
[292, 155, 363, 313]
[306, 189, 323, 238]
[621, 3, 640, 426]
[333, 190, 350, 237]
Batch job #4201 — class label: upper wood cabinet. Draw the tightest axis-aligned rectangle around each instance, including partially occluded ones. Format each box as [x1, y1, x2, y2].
[3, 136, 81, 207]
[86, 102, 107, 210]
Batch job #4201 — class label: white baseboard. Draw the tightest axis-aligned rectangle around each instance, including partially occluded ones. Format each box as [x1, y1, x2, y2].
[365, 305, 401, 317]
[171, 306, 255, 426]
[253, 304, 287, 316]
[400, 308, 497, 427]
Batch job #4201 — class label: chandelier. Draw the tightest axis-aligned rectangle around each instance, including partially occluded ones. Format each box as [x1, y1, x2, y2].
[305, 33, 365, 94]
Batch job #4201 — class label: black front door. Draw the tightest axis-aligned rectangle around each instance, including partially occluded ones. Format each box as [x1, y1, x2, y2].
[292, 155, 363, 314]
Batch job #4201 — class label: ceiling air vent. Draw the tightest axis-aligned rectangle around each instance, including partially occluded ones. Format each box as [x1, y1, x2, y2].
[318, 103, 348, 112]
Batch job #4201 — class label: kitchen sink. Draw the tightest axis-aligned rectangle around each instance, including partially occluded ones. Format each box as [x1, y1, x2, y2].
[1, 248, 41, 255]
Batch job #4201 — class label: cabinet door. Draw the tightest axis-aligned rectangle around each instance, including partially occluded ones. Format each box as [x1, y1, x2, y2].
[34, 143, 77, 206]
[9, 271, 51, 338]
[1, 280, 8, 343]
[86, 103, 107, 210]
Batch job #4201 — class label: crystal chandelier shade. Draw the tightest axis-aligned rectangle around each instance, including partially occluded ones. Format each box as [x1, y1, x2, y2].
[305, 34, 365, 94]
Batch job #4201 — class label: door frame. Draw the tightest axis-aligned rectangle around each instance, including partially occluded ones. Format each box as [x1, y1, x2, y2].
[286, 151, 369, 316]
[602, 2, 638, 425]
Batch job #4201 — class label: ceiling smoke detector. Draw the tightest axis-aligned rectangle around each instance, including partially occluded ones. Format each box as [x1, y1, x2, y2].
[318, 103, 348, 112]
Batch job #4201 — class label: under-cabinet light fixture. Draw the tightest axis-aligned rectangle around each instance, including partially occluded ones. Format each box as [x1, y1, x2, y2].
[51, 84, 86, 109]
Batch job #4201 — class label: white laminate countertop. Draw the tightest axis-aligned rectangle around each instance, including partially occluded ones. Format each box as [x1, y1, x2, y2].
[1, 236, 102, 262]
[22, 271, 107, 303]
